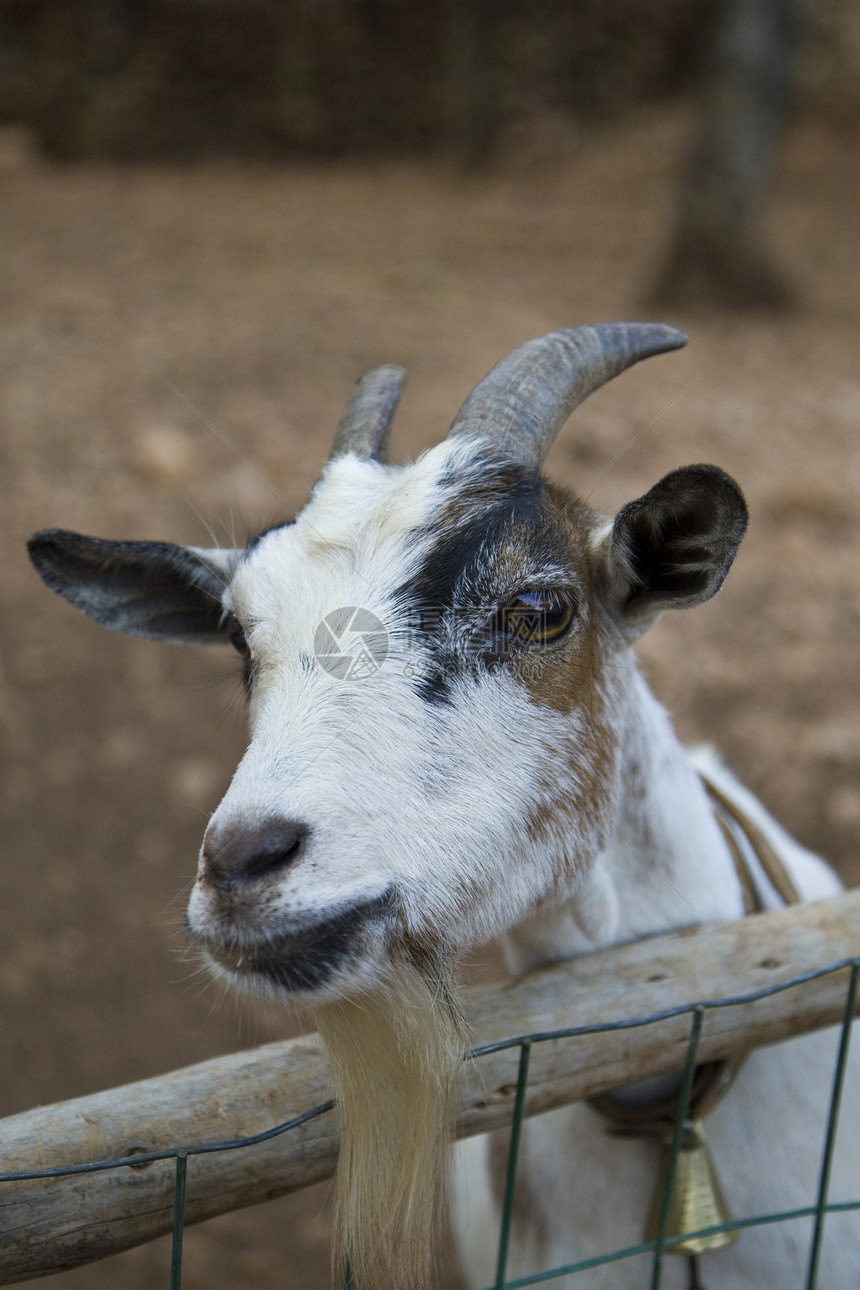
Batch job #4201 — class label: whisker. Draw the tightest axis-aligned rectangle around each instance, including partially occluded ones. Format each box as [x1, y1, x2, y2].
[162, 377, 295, 510]
[582, 379, 694, 501]
[598, 807, 699, 914]
[161, 375, 377, 594]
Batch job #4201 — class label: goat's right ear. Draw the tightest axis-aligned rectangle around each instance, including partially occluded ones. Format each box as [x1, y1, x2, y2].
[594, 464, 748, 640]
[27, 530, 239, 643]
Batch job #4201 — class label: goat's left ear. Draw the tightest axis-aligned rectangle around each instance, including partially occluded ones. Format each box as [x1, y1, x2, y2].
[595, 465, 748, 637]
[27, 529, 240, 643]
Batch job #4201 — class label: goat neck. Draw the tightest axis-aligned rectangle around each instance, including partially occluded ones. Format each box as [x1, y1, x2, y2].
[500, 663, 748, 977]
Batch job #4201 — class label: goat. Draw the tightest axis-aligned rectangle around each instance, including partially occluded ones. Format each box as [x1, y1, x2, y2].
[28, 323, 857, 1288]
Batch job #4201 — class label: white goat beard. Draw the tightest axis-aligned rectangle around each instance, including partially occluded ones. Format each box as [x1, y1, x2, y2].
[315, 960, 466, 1290]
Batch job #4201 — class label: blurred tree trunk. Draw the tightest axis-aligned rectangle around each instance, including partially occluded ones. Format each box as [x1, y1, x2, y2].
[449, 0, 505, 170]
[652, 0, 803, 310]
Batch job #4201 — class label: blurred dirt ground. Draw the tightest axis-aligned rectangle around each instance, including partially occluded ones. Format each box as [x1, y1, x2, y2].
[1, 109, 859, 1289]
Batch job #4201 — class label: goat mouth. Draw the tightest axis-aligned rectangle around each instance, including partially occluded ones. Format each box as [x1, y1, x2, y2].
[196, 891, 396, 995]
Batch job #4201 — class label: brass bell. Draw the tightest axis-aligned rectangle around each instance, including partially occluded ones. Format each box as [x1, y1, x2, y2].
[645, 1120, 739, 1256]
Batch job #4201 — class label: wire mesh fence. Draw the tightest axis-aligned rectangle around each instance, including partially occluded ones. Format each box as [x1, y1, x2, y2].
[1, 951, 857, 1290]
[476, 958, 859, 1290]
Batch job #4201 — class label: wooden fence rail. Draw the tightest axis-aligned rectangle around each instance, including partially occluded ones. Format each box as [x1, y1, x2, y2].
[1, 891, 859, 1283]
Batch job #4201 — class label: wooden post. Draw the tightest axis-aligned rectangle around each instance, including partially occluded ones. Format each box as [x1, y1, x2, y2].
[651, 0, 802, 308]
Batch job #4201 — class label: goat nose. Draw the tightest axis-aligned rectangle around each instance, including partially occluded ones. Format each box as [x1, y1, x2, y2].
[202, 818, 311, 887]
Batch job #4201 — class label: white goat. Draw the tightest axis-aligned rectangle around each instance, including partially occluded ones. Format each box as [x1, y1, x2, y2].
[28, 324, 857, 1289]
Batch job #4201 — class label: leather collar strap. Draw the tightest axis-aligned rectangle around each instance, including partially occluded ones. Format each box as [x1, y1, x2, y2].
[589, 1058, 738, 1136]
[590, 774, 801, 1133]
[698, 772, 802, 911]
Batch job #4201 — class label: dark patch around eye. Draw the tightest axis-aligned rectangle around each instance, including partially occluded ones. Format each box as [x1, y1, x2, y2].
[403, 467, 543, 619]
[398, 466, 579, 703]
[226, 613, 249, 657]
[224, 613, 255, 693]
[413, 665, 456, 705]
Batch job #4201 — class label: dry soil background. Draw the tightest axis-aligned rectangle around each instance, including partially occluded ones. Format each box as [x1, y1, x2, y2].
[1, 110, 859, 1288]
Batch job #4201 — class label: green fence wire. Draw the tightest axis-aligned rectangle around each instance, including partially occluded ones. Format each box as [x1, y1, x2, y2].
[2, 959, 858, 1289]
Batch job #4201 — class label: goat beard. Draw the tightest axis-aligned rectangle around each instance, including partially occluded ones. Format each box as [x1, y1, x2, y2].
[315, 955, 466, 1290]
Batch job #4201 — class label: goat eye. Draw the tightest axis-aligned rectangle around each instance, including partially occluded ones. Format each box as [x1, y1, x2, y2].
[225, 614, 250, 658]
[498, 591, 575, 645]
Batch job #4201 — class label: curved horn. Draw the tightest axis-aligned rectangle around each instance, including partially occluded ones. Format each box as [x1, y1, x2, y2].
[447, 323, 687, 470]
[329, 365, 407, 464]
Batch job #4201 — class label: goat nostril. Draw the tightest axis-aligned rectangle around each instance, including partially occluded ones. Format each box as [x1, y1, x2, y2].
[240, 823, 309, 882]
[204, 819, 311, 886]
